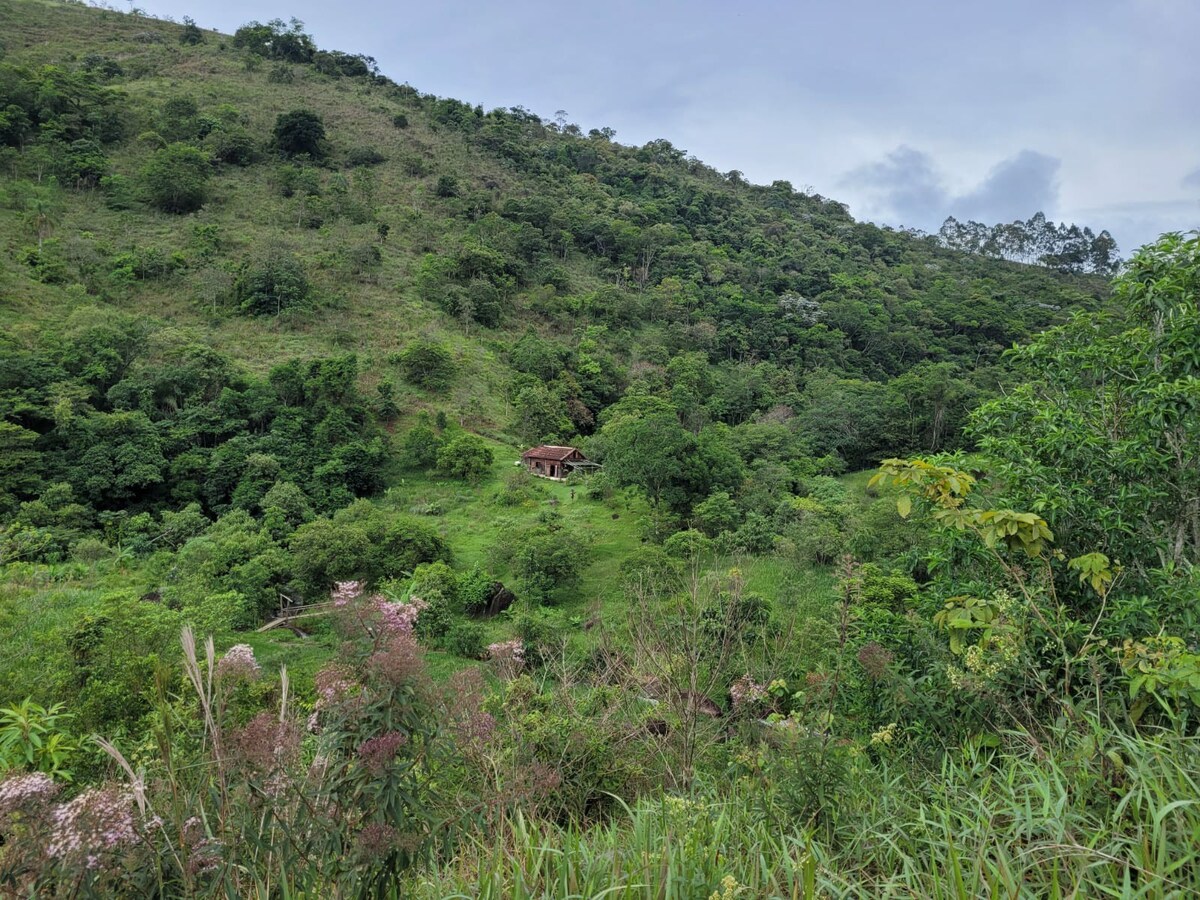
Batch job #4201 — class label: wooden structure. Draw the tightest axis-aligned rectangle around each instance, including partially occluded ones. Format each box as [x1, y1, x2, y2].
[520, 445, 595, 480]
[257, 593, 337, 632]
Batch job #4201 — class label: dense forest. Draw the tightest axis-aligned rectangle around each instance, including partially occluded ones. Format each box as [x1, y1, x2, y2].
[1, 2, 1197, 897]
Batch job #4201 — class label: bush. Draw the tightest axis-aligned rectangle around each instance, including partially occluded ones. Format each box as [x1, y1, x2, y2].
[663, 528, 712, 559]
[272, 109, 326, 159]
[70, 536, 113, 564]
[392, 113, 409, 129]
[414, 588, 456, 642]
[444, 621, 485, 658]
[457, 566, 493, 615]
[435, 433, 493, 483]
[234, 248, 310, 316]
[206, 127, 256, 166]
[288, 500, 450, 596]
[400, 416, 442, 470]
[493, 468, 544, 506]
[141, 143, 211, 213]
[179, 16, 204, 45]
[267, 63, 294, 84]
[346, 146, 386, 167]
[506, 520, 587, 603]
[397, 340, 455, 389]
[58, 139, 109, 189]
[693, 490, 740, 537]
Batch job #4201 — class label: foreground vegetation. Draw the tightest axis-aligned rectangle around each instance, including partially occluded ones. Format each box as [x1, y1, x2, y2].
[1, 2, 1198, 897]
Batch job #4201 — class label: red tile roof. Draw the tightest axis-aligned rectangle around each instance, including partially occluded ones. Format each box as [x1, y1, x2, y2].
[521, 445, 583, 462]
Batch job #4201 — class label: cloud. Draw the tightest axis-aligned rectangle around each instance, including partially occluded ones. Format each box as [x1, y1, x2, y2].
[843, 146, 1060, 230]
[950, 151, 1060, 223]
[1183, 167, 1200, 190]
[845, 146, 948, 225]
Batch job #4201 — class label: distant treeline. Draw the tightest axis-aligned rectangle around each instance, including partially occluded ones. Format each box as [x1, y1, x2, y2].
[938, 212, 1121, 275]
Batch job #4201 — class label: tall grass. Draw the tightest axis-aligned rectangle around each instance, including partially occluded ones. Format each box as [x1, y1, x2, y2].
[410, 725, 1200, 899]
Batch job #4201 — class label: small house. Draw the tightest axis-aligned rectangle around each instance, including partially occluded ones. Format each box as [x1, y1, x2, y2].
[520, 445, 593, 480]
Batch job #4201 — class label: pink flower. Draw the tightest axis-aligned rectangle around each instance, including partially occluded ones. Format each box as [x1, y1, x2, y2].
[216, 644, 261, 682]
[0, 771, 59, 815]
[370, 593, 426, 637]
[357, 731, 408, 774]
[356, 822, 398, 858]
[487, 639, 525, 679]
[315, 663, 356, 705]
[368, 631, 424, 685]
[46, 785, 138, 869]
[446, 669, 497, 747]
[228, 711, 301, 774]
[857, 641, 895, 681]
[331, 580, 364, 607]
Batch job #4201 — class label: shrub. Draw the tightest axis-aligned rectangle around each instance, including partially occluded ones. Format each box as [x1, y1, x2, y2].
[493, 468, 544, 506]
[506, 520, 587, 603]
[397, 340, 455, 389]
[58, 139, 109, 189]
[346, 146, 386, 167]
[392, 113, 409, 129]
[267, 63, 294, 83]
[234, 248, 310, 316]
[414, 588, 456, 642]
[205, 126, 256, 166]
[272, 109, 326, 159]
[179, 16, 204, 45]
[435, 433, 493, 483]
[444, 621, 485, 658]
[400, 416, 442, 470]
[141, 143, 210, 213]
[288, 500, 450, 596]
[456, 566, 493, 615]
[663, 528, 712, 559]
[693, 490, 740, 536]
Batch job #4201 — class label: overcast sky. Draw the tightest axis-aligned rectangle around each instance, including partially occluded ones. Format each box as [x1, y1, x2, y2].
[133, 0, 1199, 253]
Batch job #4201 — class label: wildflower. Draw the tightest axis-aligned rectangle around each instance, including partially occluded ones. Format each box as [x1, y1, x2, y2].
[0, 771, 59, 816]
[228, 711, 301, 774]
[331, 580, 364, 606]
[447, 669, 497, 746]
[857, 641, 894, 681]
[216, 644, 261, 682]
[729, 674, 768, 711]
[946, 664, 966, 689]
[181, 816, 222, 876]
[356, 822, 398, 858]
[487, 639, 525, 679]
[372, 593, 426, 636]
[710, 875, 745, 900]
[368, 630, 424, 685]
[46, 785, 138, 869]
[357, 731, 408, 774]
[315, 663, 356, 705]
[870, 722, 898, 746]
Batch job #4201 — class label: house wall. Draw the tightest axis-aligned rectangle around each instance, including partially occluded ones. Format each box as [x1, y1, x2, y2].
[523, 449, 584, 481]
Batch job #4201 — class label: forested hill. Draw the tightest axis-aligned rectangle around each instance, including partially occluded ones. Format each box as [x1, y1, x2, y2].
[17, 4, 1200, 896]
[1, 0, 1111, 523]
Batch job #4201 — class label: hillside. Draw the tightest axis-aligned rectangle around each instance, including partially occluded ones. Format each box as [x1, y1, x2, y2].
[7, 3, 1200, 898]
[0, 2, 1110, 458]
[0, 0, 1114, 681]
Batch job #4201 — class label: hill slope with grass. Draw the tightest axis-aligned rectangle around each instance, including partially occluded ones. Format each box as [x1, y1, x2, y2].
[8, 3, 1200, 898]
[0, 0, 1117, 738]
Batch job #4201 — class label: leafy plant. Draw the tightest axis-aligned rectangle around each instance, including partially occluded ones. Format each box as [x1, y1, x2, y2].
[0, 699, 78, 780]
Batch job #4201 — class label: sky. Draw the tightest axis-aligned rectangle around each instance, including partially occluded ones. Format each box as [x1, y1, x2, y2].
[133, 0, 1200, 254]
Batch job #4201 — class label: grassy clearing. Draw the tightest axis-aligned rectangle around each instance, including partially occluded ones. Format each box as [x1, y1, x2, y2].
[409, 726, 1200, 898]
